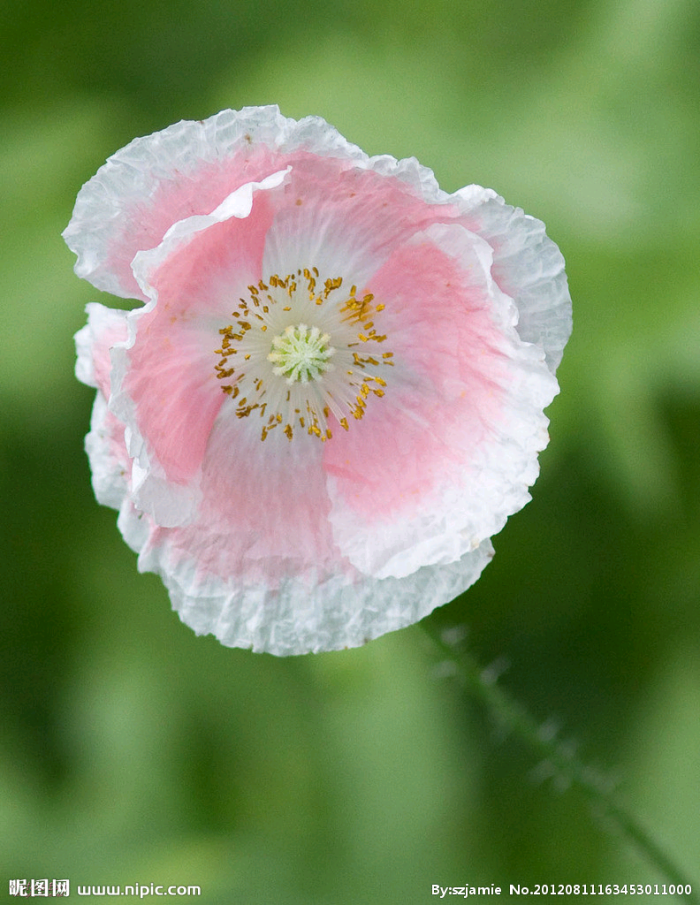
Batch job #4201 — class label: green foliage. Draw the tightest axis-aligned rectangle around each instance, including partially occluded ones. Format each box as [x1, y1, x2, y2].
[2, 0, 699, 899]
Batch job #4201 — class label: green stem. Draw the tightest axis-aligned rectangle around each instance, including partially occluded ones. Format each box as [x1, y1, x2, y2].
[422, 617, 698, 900]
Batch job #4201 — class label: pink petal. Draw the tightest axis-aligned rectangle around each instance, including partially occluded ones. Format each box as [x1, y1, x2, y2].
[124, 434, 497, 652]
[112, 175, 280, 492]
[323, 228, 505, 516]
[63, 107, 371, 300]
[143, 412, 341, 586]
[262, 154, 461, 286]
[324, 224, 558, 578]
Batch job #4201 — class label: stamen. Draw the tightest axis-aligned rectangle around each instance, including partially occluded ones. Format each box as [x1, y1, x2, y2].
[214, 269, 392, 441]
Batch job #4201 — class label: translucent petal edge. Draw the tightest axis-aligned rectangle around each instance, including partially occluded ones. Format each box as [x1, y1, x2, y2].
[62, 106, 446, 298]
[454, 186, 573, 374]
[119, 505, 496, 655]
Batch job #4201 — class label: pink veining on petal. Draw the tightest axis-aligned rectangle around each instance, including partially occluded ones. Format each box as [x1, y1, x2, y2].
[323, 233, 506, 521]
[262, 154, 462, 282]
[144, 416, 351, 590]
[123, 190, 275, 485]
[104, 145, 283, 300]
[101, 142, 459, 301]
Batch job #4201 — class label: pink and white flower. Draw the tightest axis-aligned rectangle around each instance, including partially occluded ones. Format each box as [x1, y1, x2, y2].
[64, 106, 571, 656]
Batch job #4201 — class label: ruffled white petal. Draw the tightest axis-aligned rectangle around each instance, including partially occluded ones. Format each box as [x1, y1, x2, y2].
[125, 513, 495, 655]
[454, 186, 572, 373]
[85, 394, 131, 511]
[62, 107, 365, 300]
[74, 302, 128, 389]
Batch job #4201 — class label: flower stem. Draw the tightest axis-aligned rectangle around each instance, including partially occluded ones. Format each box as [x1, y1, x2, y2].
[422, 617, 698, 899]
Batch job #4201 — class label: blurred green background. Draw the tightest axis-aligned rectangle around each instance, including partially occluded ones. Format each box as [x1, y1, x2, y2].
[2, 0, 699, 900]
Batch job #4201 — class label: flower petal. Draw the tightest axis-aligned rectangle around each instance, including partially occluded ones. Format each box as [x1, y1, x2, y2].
[163, 545, 496, 656]
[62, 106, 370, 300]
[324, 223, 558, 578]
[74, 304, 131, 510]
[262, 154, 459, 287]
[119, 491, 495, 655]
[455, 186, 572, 372]
[108, 172, 288, 525]
[75, 302, 128, 393]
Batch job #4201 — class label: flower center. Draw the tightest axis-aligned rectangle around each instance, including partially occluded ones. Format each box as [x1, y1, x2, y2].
[267, 324, 335, 384]
[214, 270, 393, 442]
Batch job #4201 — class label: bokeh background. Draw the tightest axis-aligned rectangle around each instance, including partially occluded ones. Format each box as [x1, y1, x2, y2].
[2, 0, 700, 901]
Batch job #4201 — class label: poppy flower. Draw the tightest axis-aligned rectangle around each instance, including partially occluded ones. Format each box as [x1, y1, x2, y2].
[65, 106, 571, 655]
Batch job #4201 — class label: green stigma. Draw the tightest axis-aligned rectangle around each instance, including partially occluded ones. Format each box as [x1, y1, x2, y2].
[267, 323, 336, 384]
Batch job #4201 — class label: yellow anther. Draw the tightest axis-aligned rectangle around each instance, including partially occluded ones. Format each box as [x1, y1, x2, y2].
[216, 268, 390, 442]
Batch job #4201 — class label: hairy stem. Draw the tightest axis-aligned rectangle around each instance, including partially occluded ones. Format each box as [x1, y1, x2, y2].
[422, 617, 698, 900]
